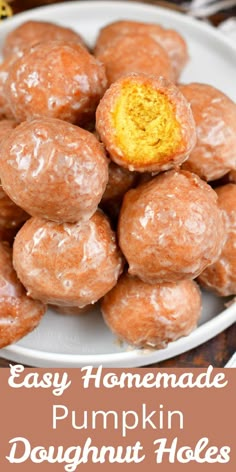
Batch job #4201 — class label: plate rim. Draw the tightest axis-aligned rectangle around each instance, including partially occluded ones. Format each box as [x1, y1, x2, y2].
[1, 0, 236, 366]
[2, 302, 236, 367]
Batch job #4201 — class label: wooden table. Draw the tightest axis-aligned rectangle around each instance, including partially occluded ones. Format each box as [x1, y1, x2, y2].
[0, 0, 235, 368]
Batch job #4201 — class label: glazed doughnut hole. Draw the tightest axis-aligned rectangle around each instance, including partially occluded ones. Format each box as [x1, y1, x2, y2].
[198, 184, 236, 296]
[118, 170, 226, 283]
[180, 83, 236, 181]
[96, 74, 196, 172]
[4, 40, 107, 125]
[96, 33, 175, 86]
[13, 211, 123, 307]
[0, 241, 46, 348]
[94, 20, 189, 80]
[0, 118, 109, 223]
[102, 275, 202, 349]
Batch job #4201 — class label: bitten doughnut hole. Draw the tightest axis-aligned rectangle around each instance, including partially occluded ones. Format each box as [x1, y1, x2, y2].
[96, 75, 196, 172]
[113, 82, 182, 167]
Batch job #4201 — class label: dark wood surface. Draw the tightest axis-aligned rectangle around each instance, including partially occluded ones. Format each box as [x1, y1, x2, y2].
[0, 0, 235, 368]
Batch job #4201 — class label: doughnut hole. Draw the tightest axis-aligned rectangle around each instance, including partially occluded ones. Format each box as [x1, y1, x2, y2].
[102, 275, 202, 349]
[96, 75, 196, 173]
[198, 184, 236, 296]
[0, 241, 46, 348]
[113, 82, 182, 167]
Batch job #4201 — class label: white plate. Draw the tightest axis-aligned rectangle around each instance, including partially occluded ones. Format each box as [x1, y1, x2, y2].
[1, 1, 236, 367]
